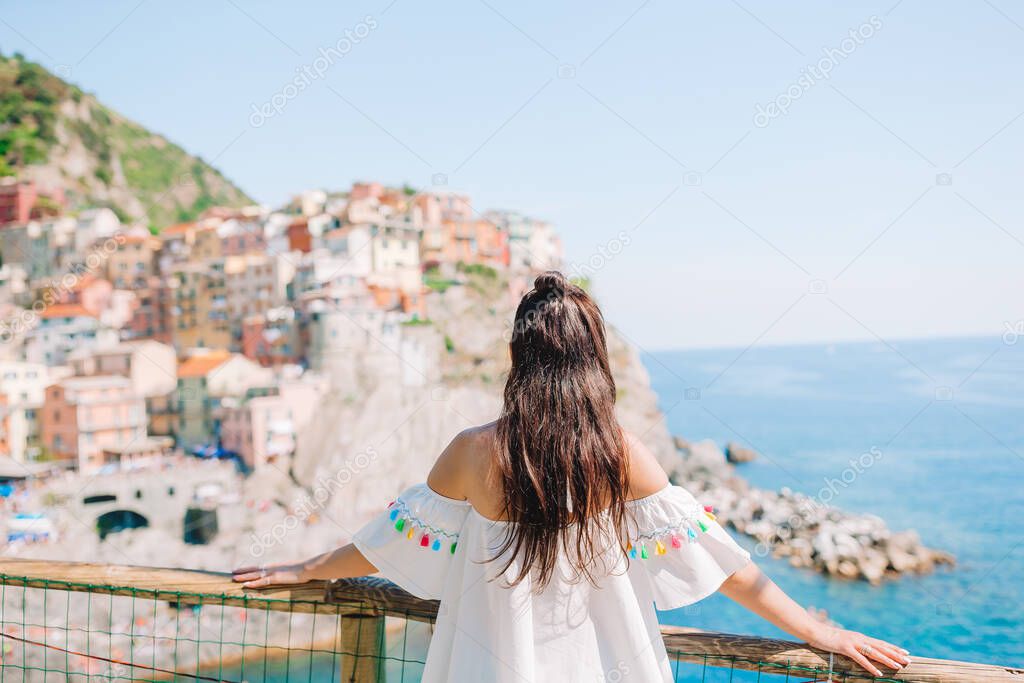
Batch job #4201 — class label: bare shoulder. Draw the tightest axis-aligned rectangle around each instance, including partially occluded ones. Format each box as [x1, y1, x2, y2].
[427, 422, 498, 501]
[623, 430, 670, 500]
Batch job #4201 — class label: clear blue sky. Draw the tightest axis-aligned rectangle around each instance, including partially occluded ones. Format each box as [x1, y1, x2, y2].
[3, 0, 1023, 350]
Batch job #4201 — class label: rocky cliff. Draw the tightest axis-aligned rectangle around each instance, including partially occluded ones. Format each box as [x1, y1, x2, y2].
[289, 270, 678, 533]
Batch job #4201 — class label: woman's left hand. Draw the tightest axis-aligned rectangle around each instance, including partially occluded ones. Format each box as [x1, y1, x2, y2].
[807, 626, 911, 677]
[232, 563, 309, 589]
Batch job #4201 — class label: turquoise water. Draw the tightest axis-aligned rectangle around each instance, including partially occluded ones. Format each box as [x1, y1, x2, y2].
[644, 335, 1024, 668]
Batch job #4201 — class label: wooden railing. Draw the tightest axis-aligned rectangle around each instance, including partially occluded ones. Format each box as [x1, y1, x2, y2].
[0, 558, 1020, 682]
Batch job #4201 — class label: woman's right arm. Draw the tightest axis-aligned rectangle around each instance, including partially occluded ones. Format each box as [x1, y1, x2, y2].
[719, 563, 910, 677]
[624, 431, 910, 677]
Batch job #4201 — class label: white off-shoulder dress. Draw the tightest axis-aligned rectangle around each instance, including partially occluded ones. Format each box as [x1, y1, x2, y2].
[353, 484, 751, 683]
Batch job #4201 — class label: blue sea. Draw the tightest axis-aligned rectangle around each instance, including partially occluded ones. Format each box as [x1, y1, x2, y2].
[644, 335, 1024, 669]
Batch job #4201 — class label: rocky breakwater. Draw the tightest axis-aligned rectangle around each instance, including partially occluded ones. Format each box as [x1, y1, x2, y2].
[674, 437, 955, 584]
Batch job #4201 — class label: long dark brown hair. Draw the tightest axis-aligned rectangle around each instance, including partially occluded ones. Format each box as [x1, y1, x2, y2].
[494, 271, 629, 588]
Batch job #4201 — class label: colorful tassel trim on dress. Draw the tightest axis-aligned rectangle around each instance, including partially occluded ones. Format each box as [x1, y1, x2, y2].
[627, 505, 718, 560]
[387, 500, 459, 554]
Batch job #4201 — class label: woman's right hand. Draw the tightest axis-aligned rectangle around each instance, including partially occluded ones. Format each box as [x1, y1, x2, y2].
[806, 625, 911, 677]
[232, 563, 309, 589]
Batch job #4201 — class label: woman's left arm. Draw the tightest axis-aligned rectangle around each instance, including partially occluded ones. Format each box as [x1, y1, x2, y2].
[719, 563, 911, 677]
[234, 430, 473, 589]
[233, 543, 377, 588]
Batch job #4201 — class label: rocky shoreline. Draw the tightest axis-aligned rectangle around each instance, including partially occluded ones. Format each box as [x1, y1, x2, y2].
[673, 437, 955, 584]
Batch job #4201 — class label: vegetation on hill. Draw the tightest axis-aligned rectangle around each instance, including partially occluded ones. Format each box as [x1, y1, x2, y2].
[0, 52, 252, 229]
[0, 53, 66, 175]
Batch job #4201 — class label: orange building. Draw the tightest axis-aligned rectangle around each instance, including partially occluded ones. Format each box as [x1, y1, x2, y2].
[0, 394, 10, 458]
[427, 218, 509, 268]
[49, 274, 113, 317]
[367, 283, 429, 318]
[287, 218, 312, 253]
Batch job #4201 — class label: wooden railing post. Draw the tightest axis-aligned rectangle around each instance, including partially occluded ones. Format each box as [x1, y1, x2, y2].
[338, 611, 385, 683]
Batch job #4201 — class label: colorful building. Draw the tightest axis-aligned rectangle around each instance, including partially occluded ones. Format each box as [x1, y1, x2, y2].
[240, 307, 303, 367]
[106, 230, 160, 290]
[157, 221, 199, 270]
[122, 276, 172, 344]
[0, 361, 71, 462]
[286, 218, 312, 253]
[484, 210, 563, 271]
[220, 219, 267, 256]
[224, 254, 293, 322]
[174, 350, 273, 449]
[0, 179, 64, 226]
[67, 340, 177, 437]
[39, 375, 154, 471]
[48, 274, 113, 317]
[24, 303, 104, 366]
[219, 377, 326, 471]
[190, 225, 223, 262]
[168, 262, 230, 351]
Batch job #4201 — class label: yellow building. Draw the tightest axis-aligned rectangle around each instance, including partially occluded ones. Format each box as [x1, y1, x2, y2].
[169, 262, 230, 351]
[106, 230, 161, 290]
[191, 225, 223, 261]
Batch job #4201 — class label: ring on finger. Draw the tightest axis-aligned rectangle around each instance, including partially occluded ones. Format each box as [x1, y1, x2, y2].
[860, 644, 873, 655]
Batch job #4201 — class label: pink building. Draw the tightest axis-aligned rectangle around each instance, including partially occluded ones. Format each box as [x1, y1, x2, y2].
[39, 375, 161, 471]
[240, 308, 302, 367]
[0, 179, 64, 226]
[221, 220, 267, 256]
[219, 379, 325, 471]
[122, 276, 172, 344]
[52, 275, 113, 317]
[349, 182, 384, 201]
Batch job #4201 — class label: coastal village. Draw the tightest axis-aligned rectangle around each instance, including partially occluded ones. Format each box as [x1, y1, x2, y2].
[0, 178, 562, 468]
[0, 176, 562, 544]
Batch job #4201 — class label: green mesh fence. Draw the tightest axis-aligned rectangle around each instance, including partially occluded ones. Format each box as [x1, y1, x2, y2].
[0, 569, 923, 682]
[0, 577, 431, 682]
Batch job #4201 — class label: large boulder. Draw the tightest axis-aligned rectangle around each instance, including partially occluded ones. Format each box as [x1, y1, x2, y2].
[677, 439, 732, 481]
[725, 442, 759, 463]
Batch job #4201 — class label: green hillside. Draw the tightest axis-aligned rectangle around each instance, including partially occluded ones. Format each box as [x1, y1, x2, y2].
[0, 52, 252, 229]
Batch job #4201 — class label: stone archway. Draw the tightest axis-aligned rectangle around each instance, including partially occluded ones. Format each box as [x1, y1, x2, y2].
[96, 509, 149, 540]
